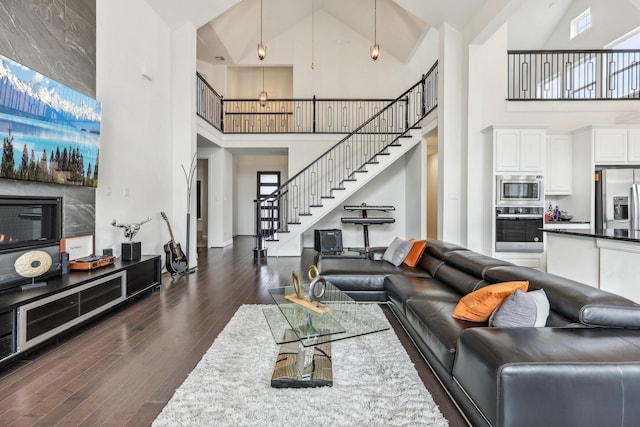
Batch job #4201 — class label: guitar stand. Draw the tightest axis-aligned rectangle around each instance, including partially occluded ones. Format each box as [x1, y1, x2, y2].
[341, 203, 395, 257]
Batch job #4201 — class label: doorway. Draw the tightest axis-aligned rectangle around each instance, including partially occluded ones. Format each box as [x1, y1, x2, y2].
[257, 171, 281, 236]
[197, 159, 208, 247]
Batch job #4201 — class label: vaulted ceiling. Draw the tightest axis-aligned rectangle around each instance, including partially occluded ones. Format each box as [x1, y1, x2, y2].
[145, 0, 640, 66]
[148, 0, 493, 65]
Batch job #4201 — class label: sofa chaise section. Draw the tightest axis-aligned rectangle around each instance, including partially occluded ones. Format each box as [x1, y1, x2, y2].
[454, 327, 640, 427]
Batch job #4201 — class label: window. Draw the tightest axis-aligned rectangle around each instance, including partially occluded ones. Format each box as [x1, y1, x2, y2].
[570, 8, 591, 39]
[607, 28, 640, 98]
[610, 28, 640, 49]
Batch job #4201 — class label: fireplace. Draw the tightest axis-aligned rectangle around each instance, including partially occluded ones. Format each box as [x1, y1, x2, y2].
[0, 196, 63, 292]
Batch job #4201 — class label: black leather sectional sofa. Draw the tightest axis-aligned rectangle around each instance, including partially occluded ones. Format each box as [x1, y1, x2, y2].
[317, 239, 640, 427]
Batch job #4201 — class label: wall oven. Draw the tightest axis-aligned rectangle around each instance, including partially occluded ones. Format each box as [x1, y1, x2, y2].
[495, 206, 544, 252]
[496, 175, 543, 206]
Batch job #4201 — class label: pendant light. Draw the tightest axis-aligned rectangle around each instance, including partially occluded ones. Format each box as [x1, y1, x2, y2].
[370, 0, 381, 61]
[311, 0, 315, 69]
[258, 67, 268, 106]
[257, 0, 267, 60]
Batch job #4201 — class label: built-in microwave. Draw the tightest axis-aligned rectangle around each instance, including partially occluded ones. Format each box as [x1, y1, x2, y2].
[496, 175, 543, 206]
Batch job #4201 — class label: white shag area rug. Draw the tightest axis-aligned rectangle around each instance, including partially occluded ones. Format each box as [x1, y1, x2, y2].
[153, 304, 448, 427]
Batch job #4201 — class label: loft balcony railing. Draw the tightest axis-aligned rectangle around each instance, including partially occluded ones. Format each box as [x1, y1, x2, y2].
[195, 69, 438, 134]
[508, 49, 640, 101]
[223, 98, 396, 133]
[254, 61, 438, 248]
[196, 73, 223, 130]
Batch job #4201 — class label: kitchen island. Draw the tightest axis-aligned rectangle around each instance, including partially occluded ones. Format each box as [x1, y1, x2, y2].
[544, 228, 640, 303]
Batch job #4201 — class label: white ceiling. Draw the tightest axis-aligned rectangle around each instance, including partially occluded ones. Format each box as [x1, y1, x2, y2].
[145, 0, 640, 66]
[148, 0, 493, 65]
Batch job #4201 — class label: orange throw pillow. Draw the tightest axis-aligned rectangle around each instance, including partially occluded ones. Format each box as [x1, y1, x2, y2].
[404, 239, 427, 267]
[452, 281, 529, 322]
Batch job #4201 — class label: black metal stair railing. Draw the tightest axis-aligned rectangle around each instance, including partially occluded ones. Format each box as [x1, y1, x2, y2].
[254, 61, 438, 250]
[508, 49, 640, 100]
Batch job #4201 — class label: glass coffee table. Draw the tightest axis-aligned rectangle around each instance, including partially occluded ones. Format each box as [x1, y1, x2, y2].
[263, 281, 389, 388]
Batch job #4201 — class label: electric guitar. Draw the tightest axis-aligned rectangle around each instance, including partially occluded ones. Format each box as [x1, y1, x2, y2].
[160, 211, 188, 276]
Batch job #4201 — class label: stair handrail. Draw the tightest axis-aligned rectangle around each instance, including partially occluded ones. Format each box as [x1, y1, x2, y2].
[254, 60, 437, 246]
[260, 61, 438, 203]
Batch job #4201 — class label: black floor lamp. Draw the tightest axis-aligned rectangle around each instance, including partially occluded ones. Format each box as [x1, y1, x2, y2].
[182, 153, 197, 274]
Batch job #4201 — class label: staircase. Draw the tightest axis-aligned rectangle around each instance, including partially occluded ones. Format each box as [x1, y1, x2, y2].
[256, 62, 438, 256]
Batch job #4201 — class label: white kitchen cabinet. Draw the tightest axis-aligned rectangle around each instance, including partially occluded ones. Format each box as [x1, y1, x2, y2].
[545, 133, 572, 195]
[495, 130, 521, 172]
[495, 128, 545, 173]
[628, 130, 640, 163]
[520, 131, 545, 171]
[593, 128, 640, 165]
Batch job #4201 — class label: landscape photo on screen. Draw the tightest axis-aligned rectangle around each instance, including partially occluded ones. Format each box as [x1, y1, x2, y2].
[0, 53, 101, 187]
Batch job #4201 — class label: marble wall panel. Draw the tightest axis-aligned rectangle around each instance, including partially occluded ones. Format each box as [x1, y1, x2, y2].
[0, 0, 96, 97]
[67, 0, 95, 29]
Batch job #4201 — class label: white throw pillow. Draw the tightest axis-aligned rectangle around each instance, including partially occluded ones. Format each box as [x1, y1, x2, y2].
[528, 289, 550, 327]
[489, 289, 550, 327]
[382, 238, 413, 266]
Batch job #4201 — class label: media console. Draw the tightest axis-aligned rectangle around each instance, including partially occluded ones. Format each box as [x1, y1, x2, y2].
[0, 255, 161, 366]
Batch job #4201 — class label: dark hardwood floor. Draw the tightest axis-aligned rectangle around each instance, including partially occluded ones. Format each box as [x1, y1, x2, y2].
[0, 237, 468, 426]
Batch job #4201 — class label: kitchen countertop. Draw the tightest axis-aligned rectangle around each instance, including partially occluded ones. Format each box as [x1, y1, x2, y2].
[543, 221, 591, 230]
[544, 220, 590, 225]
[543, 227, 640, 243]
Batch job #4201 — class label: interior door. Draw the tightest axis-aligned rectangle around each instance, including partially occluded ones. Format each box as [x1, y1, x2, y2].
[257, 171, 281, 236]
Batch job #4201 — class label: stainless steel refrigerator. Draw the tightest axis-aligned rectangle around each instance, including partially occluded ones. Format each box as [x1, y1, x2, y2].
[595, 167, 640, 230]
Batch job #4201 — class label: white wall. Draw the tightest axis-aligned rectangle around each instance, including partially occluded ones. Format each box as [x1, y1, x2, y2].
[196, 60, 227, 96]
[227, 67, 293, 99]
[171, 24, 198, 266]
[198, 143, 233, 247]
[427, 150, 439, 240]
[287, 137, 339, 177]
[438, 24, 464, 245]
[304, 157, 411, 250]
[200, 132, 341, 178]
[404, 141, 427, 240]
[95, 0, 173, 257]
